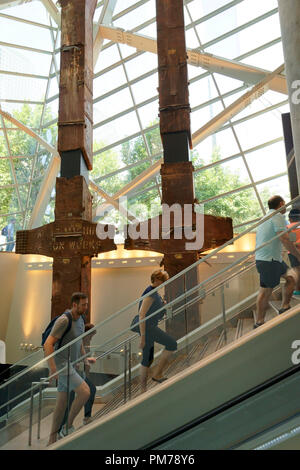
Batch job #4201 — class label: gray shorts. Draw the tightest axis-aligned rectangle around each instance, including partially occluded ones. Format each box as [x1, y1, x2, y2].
[57, 366, 84, 393]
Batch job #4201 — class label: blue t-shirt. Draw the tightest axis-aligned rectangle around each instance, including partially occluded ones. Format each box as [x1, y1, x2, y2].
[255, 210, 287, 262]
[139, 285, 165, 327]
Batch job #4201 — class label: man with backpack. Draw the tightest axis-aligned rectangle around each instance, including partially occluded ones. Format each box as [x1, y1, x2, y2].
[44, 292, 96, 446]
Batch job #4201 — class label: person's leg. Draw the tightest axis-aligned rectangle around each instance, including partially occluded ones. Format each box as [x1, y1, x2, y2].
[140, 365, 149, 393]
[295, 266, 300, 291]
[152, 350, 173, 380]
[150, 327, 177, 380]
[288, 255, 300, 292]
[83, 377, 96, 418]
[281, 271, 296, 309]
[48, 391, 67, 446]
[140, 336, 154, 393]
[256, 287, 273, 324]
[59, 390, 75, 432]
[67, 381, 90, 428]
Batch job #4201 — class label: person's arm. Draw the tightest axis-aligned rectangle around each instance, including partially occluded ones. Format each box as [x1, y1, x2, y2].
[139, 296, 153, 349]
[280, 232, 300, 261]
[80, 342, 96, 368]
[44, 335, 59, 381]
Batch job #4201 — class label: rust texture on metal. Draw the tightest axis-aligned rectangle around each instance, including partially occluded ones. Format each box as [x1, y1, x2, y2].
[58, 0, 97, 170]
[51, 256, 92, 323]
[124, 1, 234, 338]
[124, 214, 232, 255]
[15, 1, 118, 321]
[55, 175, 93, 221]
[160, 161, 194, 206]
[16, 176, 116, 320]
[156, 0, 191, 146]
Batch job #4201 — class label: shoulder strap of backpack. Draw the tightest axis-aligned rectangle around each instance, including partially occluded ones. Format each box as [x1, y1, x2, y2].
[57, 311, 73, 349]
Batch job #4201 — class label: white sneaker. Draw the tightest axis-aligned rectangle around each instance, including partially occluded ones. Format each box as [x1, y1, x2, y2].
[59, 424, 75, 438]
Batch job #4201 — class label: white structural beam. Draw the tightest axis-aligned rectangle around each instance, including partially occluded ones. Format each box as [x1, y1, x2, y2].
[95, 64, 286, 214]
[0, 0, 61, 25]
[40, 0, 60, 26]
[192, 64, 285, 146]
[93, 0, 118, 69]
[188, 51, 287, 95]
[92, 160, 162, 218]
[0, 0, 33, 9]
[98, 25, 287, 95]
[0, 108, 61, 228]
[29, 154, 60, 228]
[0, 108, 59, 157]
[89, 179, 137, 222]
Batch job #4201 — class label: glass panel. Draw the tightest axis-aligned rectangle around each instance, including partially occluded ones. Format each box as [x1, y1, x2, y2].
[94, 111, 141, 148]
[33, 152, 53, 179]
[194, 156, 251, 200]
[0, 16, 54, 51]
[234, 109, 286, 149]
[138, 100, 159, 129]
[2, 2, 50, 23]
[94, 44, 121, 74]
[113, 2, 155, 31]
[0, 45, 52, 76]
[256, 175, 291, 206]
[131, 75, 158, 105]
[201, 187, 263, 227]
[28, 178, 43, 209]
[94, 66, 127, 97]
[125, 54, 157, 82]
[246, 140, 287, 182]
[94, 88, 134, 123]
[206, 14, 280, 58]
[13, 157, 33, 184]
[240, 42, 284, 70]
[0, 204, 299, 449]
[0, 158, 14, 186]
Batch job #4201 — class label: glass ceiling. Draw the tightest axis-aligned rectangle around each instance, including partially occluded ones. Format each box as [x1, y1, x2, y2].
[0, 0, 290, 249]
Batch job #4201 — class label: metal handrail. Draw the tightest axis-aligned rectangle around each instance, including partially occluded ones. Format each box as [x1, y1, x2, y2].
[0, 258, 288, 446]
[1, 197, 300, 445]
[1, 199, 298, 395]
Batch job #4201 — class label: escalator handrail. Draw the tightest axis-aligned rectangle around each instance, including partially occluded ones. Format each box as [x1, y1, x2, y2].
[141, 363, 300, 449]
[1, 198, 299, 391]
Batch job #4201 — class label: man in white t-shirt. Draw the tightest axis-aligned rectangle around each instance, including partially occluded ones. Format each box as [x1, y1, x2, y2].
[255, 195, 300, 328]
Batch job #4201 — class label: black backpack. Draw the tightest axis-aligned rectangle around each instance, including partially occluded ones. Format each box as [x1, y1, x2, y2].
[41, 311, 73, 348]
[1, 226, 8, 236]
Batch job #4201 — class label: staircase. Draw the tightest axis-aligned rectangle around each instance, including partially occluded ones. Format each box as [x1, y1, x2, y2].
[2, 283, 299, 451]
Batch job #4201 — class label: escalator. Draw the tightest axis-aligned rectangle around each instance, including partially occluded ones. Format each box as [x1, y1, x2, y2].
[51, 301, 300, 450]
[1, 200, 300, 450]
[143, 364, 300, 450]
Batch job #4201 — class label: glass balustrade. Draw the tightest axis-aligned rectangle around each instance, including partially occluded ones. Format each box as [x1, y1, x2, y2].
[1, 196, 300, 449]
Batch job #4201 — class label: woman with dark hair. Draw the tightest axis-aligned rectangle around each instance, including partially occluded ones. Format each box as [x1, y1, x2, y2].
[138, 270, 177, 393]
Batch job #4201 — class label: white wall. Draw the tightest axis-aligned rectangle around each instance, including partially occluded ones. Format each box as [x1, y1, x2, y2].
[4, 259, 156, 364]
[0, 253, 20, 342]
[1, 235, 257, 364]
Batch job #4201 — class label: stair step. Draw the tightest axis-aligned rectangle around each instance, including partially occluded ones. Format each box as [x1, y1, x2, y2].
[240, 317, 255, 336]
[221, 327, 238, 349]
[265, 307, 278, 322]
[200, 335, 221, 358]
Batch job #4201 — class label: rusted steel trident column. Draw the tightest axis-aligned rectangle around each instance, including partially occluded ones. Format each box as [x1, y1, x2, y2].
[125, 1, 233, 339]
[16, 0, 116, 321]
